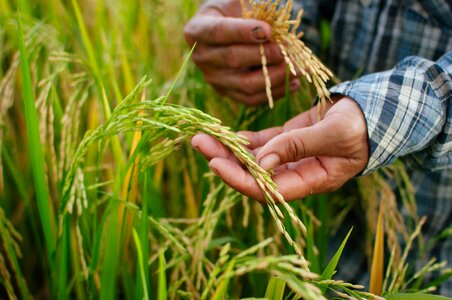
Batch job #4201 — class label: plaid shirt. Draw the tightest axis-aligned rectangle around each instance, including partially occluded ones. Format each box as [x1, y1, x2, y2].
[295, 0, 452, 295]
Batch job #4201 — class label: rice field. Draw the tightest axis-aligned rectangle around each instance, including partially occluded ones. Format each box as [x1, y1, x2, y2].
[0, 0, 450, 299]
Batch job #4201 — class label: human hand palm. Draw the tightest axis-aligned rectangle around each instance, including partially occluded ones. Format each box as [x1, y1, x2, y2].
[191, 97, 369, 201]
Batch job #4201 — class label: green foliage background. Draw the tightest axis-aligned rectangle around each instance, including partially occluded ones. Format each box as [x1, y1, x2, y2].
[0, 0, 449, 299]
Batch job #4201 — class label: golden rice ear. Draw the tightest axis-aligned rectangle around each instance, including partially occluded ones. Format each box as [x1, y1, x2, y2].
[260, 44, 274, 108]
[370, 202, 385, 296]
[239, 0, 250, 18]
[241, 0, 334, 115]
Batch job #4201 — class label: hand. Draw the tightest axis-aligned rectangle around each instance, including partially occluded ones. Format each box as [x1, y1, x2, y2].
[184, 0, 300, 106]
[191, 97, 369, 201]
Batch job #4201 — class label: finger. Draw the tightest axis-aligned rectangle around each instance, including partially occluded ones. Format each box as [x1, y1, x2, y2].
[206, 63, 297, 97]
[282, 106, 318, 131]
[209, 156, 352, 202]
[273, 158, 329, 200]
[192, 42, 284, 69]
[209, 157, 264, 200]
[184, 16, 272, 46]
[216, 78, 300, 106]
[198, 0, 244, 17]
[271, 157, 353, 201]
[256, 115, 363, 170]
[191, 134, 241, 165]
[239, 127, 283, 149]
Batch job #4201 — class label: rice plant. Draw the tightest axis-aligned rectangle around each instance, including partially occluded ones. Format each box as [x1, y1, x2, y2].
[240, 0, 334, 113]
[0, 1, 450, 299]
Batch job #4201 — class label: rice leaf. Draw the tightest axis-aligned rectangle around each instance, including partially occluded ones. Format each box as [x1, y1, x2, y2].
[71, 0, 100, 77]
[71, 0, 124, 167]
[183, 167, 198, 218]
[370, 202, 385, 295]
[162, 44, 196, 102]
[57, 217, 70, 300]
[386, 293, 452, 300]
[305, 217, 320, 274]
[319, 228, 353, 294]
[2, 147, 28, 203]
[135, 172, 151, 298]
[132, 228, 149, 300]
[99, 198, 121, 300]
[422, 270, 452, 290]
[119, 40, 135, 93]
[212, 259, 236, 300]
[265, 277, 286, 300]
[158, 250, 167, 300]
[315, 195, 329, 269]
[18, 12, 57, 269]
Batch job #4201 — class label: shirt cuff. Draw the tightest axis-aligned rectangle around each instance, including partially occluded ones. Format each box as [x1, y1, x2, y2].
[328, 56, 448, 175]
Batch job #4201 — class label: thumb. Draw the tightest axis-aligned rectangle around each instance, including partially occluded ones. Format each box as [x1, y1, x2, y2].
[255, 121, 355, 170]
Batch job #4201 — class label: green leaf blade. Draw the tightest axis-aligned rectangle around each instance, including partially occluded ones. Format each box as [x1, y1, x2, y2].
[265, 277, 286, 300]
[158, 250, 168, 300]
[18, 12, 56, 270]
[386, 293, 452, 300]
[319, 228, 353, 294]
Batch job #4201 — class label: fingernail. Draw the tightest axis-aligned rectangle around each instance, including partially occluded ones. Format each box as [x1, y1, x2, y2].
[259, 153, 280, 170]
[210, 166, 219, 176]
[252, 26, 268, 41]
[192, 145, 201, 152]
[290, 79, 300, 92]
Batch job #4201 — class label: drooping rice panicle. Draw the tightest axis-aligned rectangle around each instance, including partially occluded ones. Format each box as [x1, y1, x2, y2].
[240, 0, 334, 115]
[4, 6, 448, 299]
[61, 77, 307, 258]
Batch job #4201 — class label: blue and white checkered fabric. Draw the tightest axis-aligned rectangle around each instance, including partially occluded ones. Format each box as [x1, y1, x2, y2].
[296, 0, 452, 295]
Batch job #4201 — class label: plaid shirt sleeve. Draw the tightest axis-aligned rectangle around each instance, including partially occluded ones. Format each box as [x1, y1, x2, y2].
[329, 52, 452, 175]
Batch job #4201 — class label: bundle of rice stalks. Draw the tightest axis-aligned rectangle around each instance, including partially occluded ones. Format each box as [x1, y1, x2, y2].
[62, 77, 307, 257]
[240, 0, 333, 114]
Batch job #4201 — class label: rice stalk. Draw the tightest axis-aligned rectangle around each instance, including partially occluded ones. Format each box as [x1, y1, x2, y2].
[135, 172, 151, 299]
[0, 253, 14, 299]
[71, 0, 125, 168]
[149, 179, 317, 299]
[388, 217, 427, 292]
[61, 77, 307, 259]
[119, 93, 146, 263]
[358, 164, 416, 271]
[260, 43, 274, 108]
[200, 243, 231, 300]
[254, 201, 266, 257]
[240, 0, 333, 113]
[0, 208, 31, 299]
[405, 259, 447, 289]
[242, 195, 250, 227]
[0, 54, 19, 194]
[211, 259, 235, 300]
